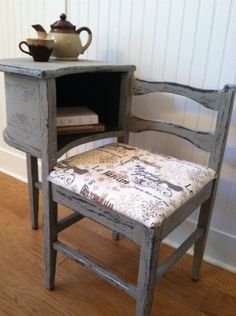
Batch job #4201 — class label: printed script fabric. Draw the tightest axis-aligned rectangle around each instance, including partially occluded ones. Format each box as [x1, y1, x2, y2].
[48, 143, 216, 228]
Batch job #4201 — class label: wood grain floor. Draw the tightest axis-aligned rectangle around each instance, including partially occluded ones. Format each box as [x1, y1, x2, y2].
[0, 171, 236, 316]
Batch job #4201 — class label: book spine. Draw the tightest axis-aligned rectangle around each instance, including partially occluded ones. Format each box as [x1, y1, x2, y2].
[56, 115, 98, 127]
[57, 123, 105, 135]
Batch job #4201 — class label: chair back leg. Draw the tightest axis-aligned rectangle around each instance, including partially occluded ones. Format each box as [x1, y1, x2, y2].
[192, 193, 215, 280]
[112, 231, 120, 241]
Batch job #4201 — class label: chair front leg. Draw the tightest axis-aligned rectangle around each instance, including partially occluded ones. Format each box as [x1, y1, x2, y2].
[26, 154, 39, 229]
[43, 182, 58, 290]
[136, 227, 161, 316]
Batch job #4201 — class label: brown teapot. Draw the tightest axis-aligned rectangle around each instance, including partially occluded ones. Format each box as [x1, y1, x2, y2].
[32, 13, 92, 60]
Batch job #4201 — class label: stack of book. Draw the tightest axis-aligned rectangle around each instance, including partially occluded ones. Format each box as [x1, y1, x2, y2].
[57, 106, 105, 135]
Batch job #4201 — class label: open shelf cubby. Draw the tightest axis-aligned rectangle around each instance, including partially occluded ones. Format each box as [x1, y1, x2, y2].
[55, 71, 124, 154]
[56, 72, 122, 127]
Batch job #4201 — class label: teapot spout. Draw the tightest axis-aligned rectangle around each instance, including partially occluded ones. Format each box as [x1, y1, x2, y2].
[32, 24, 47, 39]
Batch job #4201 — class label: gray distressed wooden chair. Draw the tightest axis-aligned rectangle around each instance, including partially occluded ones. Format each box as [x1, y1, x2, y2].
[45, 80, 235, 316]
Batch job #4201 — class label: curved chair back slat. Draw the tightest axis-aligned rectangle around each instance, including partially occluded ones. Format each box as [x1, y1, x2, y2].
[130, 79, 236, 172]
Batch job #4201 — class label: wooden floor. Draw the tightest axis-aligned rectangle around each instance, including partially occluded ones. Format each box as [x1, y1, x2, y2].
[0, 171, 236, 316]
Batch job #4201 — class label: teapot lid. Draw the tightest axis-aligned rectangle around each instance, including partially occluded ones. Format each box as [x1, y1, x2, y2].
[51, 13, 76, 31]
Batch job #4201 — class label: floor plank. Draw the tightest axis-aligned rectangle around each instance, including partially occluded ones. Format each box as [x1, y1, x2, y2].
[0, 171, 235, 316]
[199, 288, 236, 316]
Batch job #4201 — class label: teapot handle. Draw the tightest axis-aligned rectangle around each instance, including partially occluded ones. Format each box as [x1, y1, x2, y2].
[76, 27, 92, 54]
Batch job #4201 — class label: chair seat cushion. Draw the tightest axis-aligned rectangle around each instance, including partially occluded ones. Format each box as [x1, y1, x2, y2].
[48, 143, 216, 228]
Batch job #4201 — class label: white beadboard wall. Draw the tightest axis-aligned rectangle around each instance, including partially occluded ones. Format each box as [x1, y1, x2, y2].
[0, 0, 236, 272]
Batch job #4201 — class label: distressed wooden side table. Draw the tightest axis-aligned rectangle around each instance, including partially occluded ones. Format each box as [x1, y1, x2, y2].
[0, 58, 135, 229]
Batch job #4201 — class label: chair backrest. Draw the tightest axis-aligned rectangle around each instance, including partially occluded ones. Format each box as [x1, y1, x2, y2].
[129, 79, 236, 174]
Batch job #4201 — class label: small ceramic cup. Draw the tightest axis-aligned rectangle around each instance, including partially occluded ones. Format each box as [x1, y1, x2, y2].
[19, 38, 54, 62]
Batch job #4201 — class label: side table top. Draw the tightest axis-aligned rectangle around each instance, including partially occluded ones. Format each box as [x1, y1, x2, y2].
[0, 58, 136, 79]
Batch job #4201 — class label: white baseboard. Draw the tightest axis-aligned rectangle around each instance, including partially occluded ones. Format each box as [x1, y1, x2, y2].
[0, 147, 28, 182]
[0, 147, 42, 183]
[1, 147, 236, 273]
[164, 218, 236, 273]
